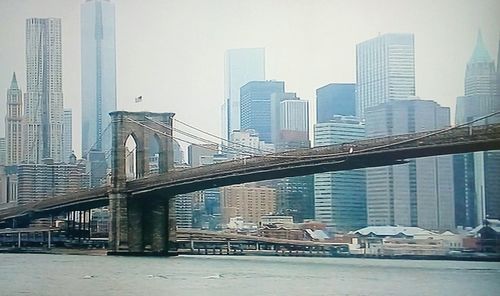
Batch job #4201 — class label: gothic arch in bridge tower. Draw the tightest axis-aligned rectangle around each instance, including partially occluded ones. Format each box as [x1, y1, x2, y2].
[110, 111, 175, 188]
[108, 111, 176, 255]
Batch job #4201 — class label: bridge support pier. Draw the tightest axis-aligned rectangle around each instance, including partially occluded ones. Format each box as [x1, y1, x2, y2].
[109, 192, 129, 252]
[108, 193, 177, 256]
[150, 199, 167, 253]
[128, 197, 144, 253]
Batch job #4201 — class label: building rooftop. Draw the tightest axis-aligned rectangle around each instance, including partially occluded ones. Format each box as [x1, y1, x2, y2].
[351, 226, 434, 237]
[470, 219, 500, 234]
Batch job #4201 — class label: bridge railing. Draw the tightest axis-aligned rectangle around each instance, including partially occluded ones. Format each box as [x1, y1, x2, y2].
[127, 124, 500, 192]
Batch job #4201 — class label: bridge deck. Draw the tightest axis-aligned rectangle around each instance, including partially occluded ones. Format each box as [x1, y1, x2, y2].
[1, 123, 500, 222]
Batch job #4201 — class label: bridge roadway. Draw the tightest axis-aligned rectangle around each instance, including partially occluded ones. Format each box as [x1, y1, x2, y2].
[0, 227, 346, 252]
[1, 123, 500, 222]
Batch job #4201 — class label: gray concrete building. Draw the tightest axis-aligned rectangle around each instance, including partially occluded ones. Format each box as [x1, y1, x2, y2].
[365, 99, 455, 230]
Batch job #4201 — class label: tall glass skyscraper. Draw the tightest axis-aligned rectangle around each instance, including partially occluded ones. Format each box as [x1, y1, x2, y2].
[23, 18, 64, 163]
[316, 83, 355, 123]
[365, 99, 455, 230]
[314, 116, 366, 232]
[81, 0, 116, 158]
[454, 31, 500, 227]
[356, 33, 415, 118]
[223, 48, 265, 140]
[240, 80, 284, 143]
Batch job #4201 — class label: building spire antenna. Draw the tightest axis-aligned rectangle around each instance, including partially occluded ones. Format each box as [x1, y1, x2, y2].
[469, 28, 492, 63]
[10, 72, 19, 89]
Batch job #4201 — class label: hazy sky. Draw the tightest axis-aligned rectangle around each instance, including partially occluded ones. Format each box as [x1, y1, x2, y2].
[1, 0, 499, 157]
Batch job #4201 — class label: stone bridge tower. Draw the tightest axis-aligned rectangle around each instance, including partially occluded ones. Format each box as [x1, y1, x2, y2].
[108, 111, 176, 255]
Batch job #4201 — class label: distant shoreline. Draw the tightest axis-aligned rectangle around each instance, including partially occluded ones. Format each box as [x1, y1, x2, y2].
[2, 247, 499, 262]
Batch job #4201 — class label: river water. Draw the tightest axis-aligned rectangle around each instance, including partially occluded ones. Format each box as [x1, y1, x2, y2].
[0, 254, 499, 296]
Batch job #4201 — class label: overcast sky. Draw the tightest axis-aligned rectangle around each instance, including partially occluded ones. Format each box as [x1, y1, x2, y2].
[1, 0, 499, 157]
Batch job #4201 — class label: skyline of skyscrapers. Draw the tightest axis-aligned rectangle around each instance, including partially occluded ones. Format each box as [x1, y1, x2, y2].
[0, 5, 497, 234]
[355, 33, 416, 118]
[81, 0, 117, 158]
[23, 18, 64, 164]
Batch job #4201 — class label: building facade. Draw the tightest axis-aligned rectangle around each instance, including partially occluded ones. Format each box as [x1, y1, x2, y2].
[240, 80, 285, 143]
[314, 116, 366, 232]
[316, 83, 356, 123]
[23, 18, 64, 163]
[0, 139, 5, 166]
[270, 93, 313, 222]
[187, 143, 218, 167]
[5, 73, 23, 165]
[365, 99, 455, 231]
[223, 48, 265, 140]
[277, 98, 310, 148]
[220, 184, 276, 224]
[6, 160, 89, 205]
[0, 166, 7, 204]
[228, 129, 272, 158]
[176, 193, 194, 229]
[270, 92, 298, 145]
[81, 0, 117, 158]
[356, 33, 415, 118]
[63, 109, 73, 163]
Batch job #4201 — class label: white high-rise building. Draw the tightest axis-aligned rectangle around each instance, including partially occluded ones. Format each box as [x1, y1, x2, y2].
[223, 48, 265, 139]
[279, 99, 309, 142]
[365, 99, 455, 230]
[228, 130, 273, 158]
[81, 0, 117, 158]
[356, 33, 415, 118]
[6, 73, 23, 165]
[23, 18, 64, 163]
[270, 92, 297, 144]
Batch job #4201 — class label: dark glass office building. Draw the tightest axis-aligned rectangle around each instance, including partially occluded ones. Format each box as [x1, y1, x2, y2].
[316, 83, 356, 123]
[240, 81, 285, 143]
